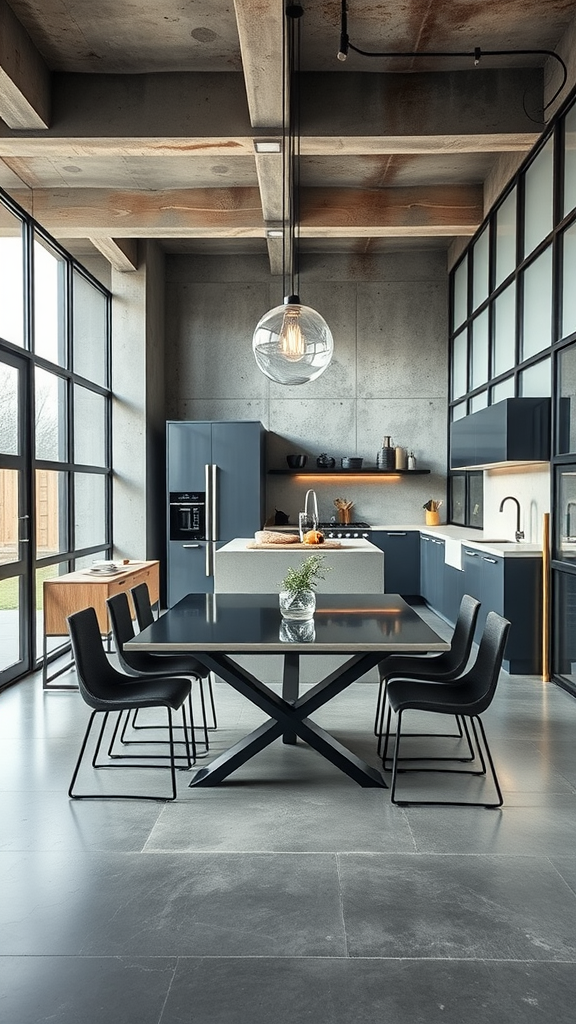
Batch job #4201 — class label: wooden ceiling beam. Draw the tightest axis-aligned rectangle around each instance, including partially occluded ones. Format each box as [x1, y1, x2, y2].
[233, 0, 283, 128]
[29, 184, 482, 238]
[88, 237, 139, 272]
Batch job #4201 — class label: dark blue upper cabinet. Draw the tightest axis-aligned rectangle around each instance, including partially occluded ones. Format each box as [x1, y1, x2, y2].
[450, 398, 551, 469]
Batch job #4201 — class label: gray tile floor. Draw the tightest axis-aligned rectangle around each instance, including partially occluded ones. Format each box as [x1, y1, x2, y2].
[1, 618, 576, 1024]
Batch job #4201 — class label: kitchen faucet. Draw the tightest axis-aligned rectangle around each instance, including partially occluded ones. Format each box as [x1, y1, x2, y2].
[499, 495, 524, 542]
[304, 488, 319, 526]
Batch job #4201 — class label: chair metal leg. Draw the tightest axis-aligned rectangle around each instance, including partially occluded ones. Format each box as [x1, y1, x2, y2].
[207, 672, 218, 729]
[195, 679, 210, 751]
[378, 678, 474, 762]
[69, 706, 188, 800]
[390, 711, 503, 808]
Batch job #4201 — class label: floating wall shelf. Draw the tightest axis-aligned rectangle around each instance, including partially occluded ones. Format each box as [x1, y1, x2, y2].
[268, 469, 430, 476]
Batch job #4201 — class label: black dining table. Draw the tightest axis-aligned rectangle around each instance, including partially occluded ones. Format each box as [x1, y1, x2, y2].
[127, 592, 449, 789]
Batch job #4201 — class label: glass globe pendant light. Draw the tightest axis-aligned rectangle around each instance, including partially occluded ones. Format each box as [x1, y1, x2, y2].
[252, 4, 334, 386]
[253, 293, 334, 386]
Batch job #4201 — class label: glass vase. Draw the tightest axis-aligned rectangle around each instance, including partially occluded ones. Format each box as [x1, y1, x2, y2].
[279, 589, 316, 620]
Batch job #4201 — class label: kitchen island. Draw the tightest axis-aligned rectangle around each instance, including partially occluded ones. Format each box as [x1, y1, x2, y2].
[214, 537, 384, 594]
[214, 537, 384, 683]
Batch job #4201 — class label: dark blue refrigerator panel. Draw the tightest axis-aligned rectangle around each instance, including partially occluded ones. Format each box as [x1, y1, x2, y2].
[167, 421, 265, 605]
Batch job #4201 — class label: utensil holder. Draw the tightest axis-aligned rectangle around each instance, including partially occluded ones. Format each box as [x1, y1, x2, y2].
[425, 510, 440, 526]
[338, 507, 352, 524]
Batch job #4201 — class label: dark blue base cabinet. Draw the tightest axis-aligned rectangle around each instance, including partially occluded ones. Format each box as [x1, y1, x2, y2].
[419, 534, 542, 673]
[370, 531, 420, 596]
[459, 548, 542, 675]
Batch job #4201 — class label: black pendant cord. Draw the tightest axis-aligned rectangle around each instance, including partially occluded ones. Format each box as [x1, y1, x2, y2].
[338, 0, 567, 114]
[286, 4, 303, 302]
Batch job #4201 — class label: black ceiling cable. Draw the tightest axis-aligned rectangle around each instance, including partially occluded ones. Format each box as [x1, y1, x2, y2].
[337, 0, 568, 115]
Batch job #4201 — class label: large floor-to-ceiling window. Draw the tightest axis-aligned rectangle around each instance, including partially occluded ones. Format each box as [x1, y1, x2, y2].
[0, 190, 112, 690]
[448, 85, 576, 696]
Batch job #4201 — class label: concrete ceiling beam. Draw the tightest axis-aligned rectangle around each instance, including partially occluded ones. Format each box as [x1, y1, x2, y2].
[233, 0, 283, 128]
[88, 237, 139, 272]
[0, 0, 51, 129]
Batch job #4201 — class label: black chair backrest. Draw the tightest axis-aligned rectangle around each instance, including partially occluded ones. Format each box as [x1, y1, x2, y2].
[67, 606, 125, 708]
[442, 594, 481, 675]
[106, 591, 140, 673]
[459, 611, 511, 714]
[131, 581, 155, 632]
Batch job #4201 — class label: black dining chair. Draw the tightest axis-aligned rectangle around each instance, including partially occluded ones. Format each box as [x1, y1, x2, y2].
[385, 610, 511, 808]
[375, 594, 481, 756]
[107, 590, 211, 753]
[67, 607, 192, 801]
[131, 580, 218, 731]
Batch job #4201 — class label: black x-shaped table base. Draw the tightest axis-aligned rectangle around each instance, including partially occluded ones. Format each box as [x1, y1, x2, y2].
[188, 649, 387, 788]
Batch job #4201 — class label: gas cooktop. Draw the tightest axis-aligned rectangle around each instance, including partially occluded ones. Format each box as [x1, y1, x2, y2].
[317, 521, 372, 538]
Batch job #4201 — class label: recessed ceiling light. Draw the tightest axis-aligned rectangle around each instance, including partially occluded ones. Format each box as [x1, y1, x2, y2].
[266, 229, 283, 238]
[254, 140, 282, 154]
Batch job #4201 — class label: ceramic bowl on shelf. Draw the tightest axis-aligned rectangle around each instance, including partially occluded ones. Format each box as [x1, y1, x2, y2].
[340, 457, 363, 470]
[286, 454, 308, 468]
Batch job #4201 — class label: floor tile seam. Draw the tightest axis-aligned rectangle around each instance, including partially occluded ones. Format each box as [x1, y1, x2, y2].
[335, 854, 350, 958]
[3, 954, 576, 965]
[546, 856, 576, 900]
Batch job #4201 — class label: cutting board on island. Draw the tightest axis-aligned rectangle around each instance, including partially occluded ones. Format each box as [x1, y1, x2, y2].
[246, 540, 343, 550]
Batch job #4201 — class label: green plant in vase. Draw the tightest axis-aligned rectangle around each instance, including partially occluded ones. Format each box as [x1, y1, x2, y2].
[279, 553, 331, 620]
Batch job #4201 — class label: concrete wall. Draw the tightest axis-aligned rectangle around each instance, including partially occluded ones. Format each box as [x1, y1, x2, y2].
[165, 250, 449, 529]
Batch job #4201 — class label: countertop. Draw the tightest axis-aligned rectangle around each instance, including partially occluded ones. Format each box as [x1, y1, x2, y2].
[268, 525, 542, 558]
[218, 537, 380, 553]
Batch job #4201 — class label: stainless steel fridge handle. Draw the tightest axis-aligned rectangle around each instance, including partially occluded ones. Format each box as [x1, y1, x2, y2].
[182, 543, 200, 549]
[205, 541, 213, 577]
[211, 464, 218, 541]
[205, 463, 211, 536]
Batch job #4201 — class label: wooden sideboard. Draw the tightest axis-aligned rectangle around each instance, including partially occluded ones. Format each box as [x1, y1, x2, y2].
[43, 560, 160, 688]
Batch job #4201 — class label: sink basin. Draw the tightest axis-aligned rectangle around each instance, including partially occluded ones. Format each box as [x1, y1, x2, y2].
[469, 539, 512, 544]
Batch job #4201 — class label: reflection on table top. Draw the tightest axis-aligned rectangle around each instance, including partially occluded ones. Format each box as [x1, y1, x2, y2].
[127, 593, 450, 655]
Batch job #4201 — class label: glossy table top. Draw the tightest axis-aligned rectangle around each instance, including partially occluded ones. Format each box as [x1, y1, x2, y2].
[128, 593, 450, 655]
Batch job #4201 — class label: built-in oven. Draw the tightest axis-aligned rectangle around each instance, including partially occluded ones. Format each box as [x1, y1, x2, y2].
[169, 491, 206, 541]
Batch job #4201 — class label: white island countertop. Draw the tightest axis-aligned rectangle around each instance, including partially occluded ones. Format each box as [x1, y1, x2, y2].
[214, 537, 384, 594]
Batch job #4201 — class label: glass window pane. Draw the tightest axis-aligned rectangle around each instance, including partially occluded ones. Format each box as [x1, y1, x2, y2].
[557, 343, 576, 454]
[451, 330, 467, 399]
[519, 357, 551, 397]
[0, 361, 19, 455]
[522, 247, 552, 360]
[556, 467, 576, 559]
[73, 271, 108, 386]
[35, 563, 72, 658]
[74, 385, 106, 466]
[0, 577, 21, 670]
[494, 188, 517, 288]
[0, 468, 18, 563]
[75, 549, 111, 570]
[34, 234, 66, 366]
[562, 222, 576, 339]
[472, 227, 490, 309]
[74, 473, 106, 549]
[0, 204, 24, 347]
[564, 101, 576, 217]
[450, 475, 465, 524]
[493, 284, 516, 376]
[491, 377, 515, 403]
[36, 470, 67, 558]
[468, 473, 484, 529]
[452, 256, 468, 330]
[471, 309, 489, 388]
[470, 391, 488, 412]
[35, 368, 67, 461]
[523, 137, 554, 256]
[451, 401, 467, 421]
[553, 567, 576, 682]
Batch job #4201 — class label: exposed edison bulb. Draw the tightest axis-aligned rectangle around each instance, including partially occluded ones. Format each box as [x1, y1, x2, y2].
[253, 295, 334, 386]
[279, 306, 306, 361]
